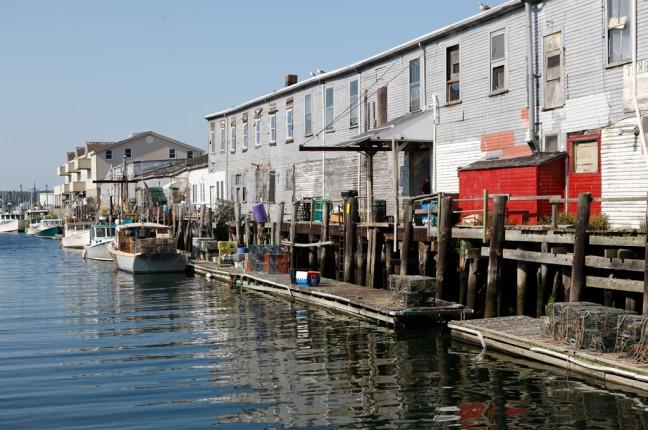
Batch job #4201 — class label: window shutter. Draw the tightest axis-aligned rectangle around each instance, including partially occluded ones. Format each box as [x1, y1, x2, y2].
[377, 86, 388, 126]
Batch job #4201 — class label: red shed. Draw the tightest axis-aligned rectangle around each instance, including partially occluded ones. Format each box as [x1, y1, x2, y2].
[458, 153, 566, 225]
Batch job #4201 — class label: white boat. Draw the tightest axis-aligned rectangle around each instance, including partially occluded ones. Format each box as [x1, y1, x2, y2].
[108, 223, 186, 274]
[83, 224, 116, 261]
[61, 222, 92, 249]
[35, 219, 64, 239]
[0, 213, 25, 233]
[25, 209, 50, 235]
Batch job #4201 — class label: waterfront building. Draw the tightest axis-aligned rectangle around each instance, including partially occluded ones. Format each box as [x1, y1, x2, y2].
[205, 0, 648, 228]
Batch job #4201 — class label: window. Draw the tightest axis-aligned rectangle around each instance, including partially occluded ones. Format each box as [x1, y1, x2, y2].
[572, 140, 599, 173]
[242, 122, 249, 151]
[254, 119, 261, 146]
[269, 113, 277, 145]
[192, 184, 198, 203]
[210, 186, 215, 205]
[544, 134, 559, 152]
[304, 94, 312, 136]
[607, 0, 632, 65]
[201, 183, 205, 202]
[446, 45, 460, 103]
[409, 58, 421, 111]
[124, 148, 132, 158]
[106, 150, 112, 160]
[209, 122, 215, 154]
[543, 32, 564, 109]
[187, 150, 193, 159]
[325, 87, 334, 131]
[286, 108, 293, 141]
[230, 123, 236, 152]
[268, 171, 276, 203]
[169, 149, 176, 159]
[490, 30, 507, 93]
[220, 125, 225, 152]
[349, 80, 359, 127]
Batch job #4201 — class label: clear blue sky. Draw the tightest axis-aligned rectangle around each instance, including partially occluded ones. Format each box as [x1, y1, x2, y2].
[0, 0, 507, 190]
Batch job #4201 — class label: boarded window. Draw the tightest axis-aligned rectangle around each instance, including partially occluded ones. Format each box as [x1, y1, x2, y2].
[377, 86, 388, 126]
[349, 80, 359, 127]
[325, 87, 334, 131]
[573, 140, 599, 173]
[607, 0, 631, 64]
[304, 94, 312, 136]
[446, 45, 460, 103]
[490, 30, 506, 92]
[544, 134, 559, 152]
[268, 171, 276, 203]
[544, 32, 564, 109]
[409, 58, 421, 111]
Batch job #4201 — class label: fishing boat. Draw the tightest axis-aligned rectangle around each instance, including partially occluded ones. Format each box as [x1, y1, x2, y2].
[0, 213, 25, 233]
[25, 209, 50, 235]
[108, 223, 186, 273]
[36, 219, 64, 239]
[83, 224, 116, 261]
[61, 222, 93, 249]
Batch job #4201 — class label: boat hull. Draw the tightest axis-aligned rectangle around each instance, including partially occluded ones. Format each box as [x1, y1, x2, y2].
[84, 240, 113, 261]
[36, 226, 63, 239]
[62, 230, 91, 249]
[25, 224, 41, 235]
[0, 219, 25, 233]
[109, 246, 187, 274]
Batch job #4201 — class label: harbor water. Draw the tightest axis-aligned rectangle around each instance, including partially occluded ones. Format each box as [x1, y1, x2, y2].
[1, 234, 647, 429]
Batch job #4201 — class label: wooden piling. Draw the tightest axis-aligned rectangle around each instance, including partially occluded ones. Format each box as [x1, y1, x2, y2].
[485, 195, 507, 318]
[436, 197, 453, 300]
[319, 202, 330, 275]
[276, 202, 285, 246]
[400, 199, 413, 276]
[366, 228, 384, 289]
[235, 203, 242, 246]
[536, 242, 550, 317]
[569, 192, 592, 302]
[418, 241, 430, 276]
[467, 257, 479, 312]
[343, 197, 357, 283]
[458, 241, 469, 305]
[289, 201, 299, 279]
[516, 258, 528, 316]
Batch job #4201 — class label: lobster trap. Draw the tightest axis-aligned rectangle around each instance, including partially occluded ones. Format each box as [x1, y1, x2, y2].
[615, 315, 648, 363]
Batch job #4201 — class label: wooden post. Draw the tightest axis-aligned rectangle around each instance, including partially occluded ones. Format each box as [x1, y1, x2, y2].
[400, 199, 413, 276]
[458, 240, 469, 305]
[418, 241, 430, 276]
[435, 197, 453, 300]
[355, 229, 365, 286]
[537, 242, 550, 317]
[551, 202, 558, 229]
[366, 153, 374, 223]
[516, 258, 528, 316]
[344, 197, 357, 283]
[485, 195, 507, 318]
[482, 189, 489, 243]
[319, 202, 330, 275]
[569, 192, 592, 302]
[199, 204, 205, 237]
[366, 228, 384, 288]
[467, 257, 479, 312]
[385, 239, 393, 281]
[171, 204, 176, 238]
[276, 201, 285, 246]
[290, 201, 299, 281]
[235, 203, 242, 246]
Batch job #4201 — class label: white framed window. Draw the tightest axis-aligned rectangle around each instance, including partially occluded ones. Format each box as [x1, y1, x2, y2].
[409, 58, 421, 111]
[325, 87, 334, 131]
[572, 140, 599, 173]
[304, 94, 312, 136]
[286, 108, 293, 140]
[124, 148, 132, 158]
[187, 150, 193, 159]
[254, 119, 261, 146]
[169, 148, 176, 159]
[349, 80, 359, 127]
[209, 122, 215, 154]
[105, 150, 112, 160]
[543, 32, 564, 109]
[220, 126, 225, 152]
[446, 45, 460, 103]
[543, 134, 559, 152]
[200, 183, 205, 202]
[242, 122, 249, 151]
[229, 123, 236, 152]
[269, 113, 277, 145]
[607, 0, 632, 65]
[490, 29, 507, 93]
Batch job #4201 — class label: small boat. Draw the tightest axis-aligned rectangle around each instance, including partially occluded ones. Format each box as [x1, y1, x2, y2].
[61, 222, 93, 249]
[108, 223, 186, 274]
[36, 219, 64, 239]
[0, 213, 25, 233]
[83, 224, 116, 261]
[25, 209, 50, 235]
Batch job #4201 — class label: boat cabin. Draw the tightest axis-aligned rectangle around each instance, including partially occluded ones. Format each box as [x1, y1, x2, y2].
[115, 223, 173, 254]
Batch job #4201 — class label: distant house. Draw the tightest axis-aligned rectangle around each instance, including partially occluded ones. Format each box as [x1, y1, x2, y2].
[54, 131, 204, 212]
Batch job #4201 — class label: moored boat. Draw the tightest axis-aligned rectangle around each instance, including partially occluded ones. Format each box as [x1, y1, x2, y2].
[83, 224, 116, 261]
[0, 214, 25, 233]
[36, 219, 64, 239]
[61, 222, 93, 249]
[108, 223, 186, 274]
[25, 209, 51, 235]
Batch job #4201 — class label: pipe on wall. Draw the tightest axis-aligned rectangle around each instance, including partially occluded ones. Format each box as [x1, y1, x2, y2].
[525, 0, 539, 153]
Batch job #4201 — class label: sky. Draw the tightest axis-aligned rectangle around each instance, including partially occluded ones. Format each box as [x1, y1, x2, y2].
[0, 0, 508, 190]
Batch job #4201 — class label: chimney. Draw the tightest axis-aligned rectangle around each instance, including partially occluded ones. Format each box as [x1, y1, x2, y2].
[284, 74, 298, 87]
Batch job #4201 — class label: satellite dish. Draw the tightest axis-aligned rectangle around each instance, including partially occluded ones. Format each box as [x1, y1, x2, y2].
[145, 135, 154, 144]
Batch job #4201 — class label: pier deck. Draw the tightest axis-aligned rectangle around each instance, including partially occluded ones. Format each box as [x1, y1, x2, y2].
[449, 316, 648, 392]
[189, 261, 469, 327]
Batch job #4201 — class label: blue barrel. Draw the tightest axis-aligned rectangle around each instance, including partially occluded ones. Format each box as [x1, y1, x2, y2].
[252, 203, 268, 222]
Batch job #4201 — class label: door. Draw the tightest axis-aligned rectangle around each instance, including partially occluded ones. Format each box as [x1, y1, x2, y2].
[408, 149, 431, 196]
[567, 132, 601, 214]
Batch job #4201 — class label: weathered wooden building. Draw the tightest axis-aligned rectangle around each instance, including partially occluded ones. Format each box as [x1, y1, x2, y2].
[205, 0, 648, 228]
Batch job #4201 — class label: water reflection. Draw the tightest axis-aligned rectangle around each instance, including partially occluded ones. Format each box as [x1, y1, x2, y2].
[1, 234, 648, 429]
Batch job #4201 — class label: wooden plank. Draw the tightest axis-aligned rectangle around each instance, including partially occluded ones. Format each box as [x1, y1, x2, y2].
[586, 276, 643, 293]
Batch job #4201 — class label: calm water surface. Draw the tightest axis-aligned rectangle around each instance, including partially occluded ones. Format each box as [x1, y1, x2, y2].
[1, 234, 647, 429]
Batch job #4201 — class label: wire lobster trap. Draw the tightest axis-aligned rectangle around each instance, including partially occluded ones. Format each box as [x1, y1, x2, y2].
[615, 314, 648, 363]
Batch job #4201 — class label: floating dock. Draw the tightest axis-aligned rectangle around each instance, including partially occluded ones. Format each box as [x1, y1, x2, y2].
[189, 261, 469, 327]
[449, 316, 648, 392]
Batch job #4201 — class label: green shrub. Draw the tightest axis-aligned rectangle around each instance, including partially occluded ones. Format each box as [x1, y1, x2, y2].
[588, 213, 609, 230]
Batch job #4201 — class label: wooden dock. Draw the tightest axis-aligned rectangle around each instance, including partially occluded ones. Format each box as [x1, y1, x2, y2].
[189, 261, 470, 327]
[449, 316, 648, 392]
